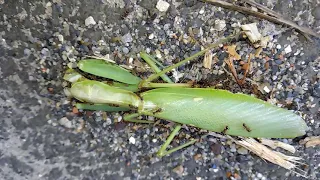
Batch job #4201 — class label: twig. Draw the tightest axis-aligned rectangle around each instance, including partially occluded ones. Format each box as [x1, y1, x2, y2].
[201, 0, 320, 40]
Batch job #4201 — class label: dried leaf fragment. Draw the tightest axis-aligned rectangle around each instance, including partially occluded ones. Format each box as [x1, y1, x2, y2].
[300, 136, 320, 148]
[226, 45, 241, 60]
[241, 23, 262, 43]
[260, 138, 296, 153]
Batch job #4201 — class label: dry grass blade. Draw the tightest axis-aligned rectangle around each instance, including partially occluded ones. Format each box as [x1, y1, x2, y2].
[225, 58, 239, 84]
[227, 136, 308, 178]
[260, 138, 296, 153]
[203, 51, 214, 69]
[239, 53, 252, 85]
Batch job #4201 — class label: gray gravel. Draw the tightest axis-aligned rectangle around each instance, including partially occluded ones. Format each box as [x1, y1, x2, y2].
[0, 0, 319, 180]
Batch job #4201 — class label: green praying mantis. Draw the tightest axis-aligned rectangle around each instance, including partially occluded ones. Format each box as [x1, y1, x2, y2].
[63, 33, 308, 157]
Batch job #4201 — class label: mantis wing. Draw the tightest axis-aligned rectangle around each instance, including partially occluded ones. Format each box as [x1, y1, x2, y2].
[140, 88, 308, 138]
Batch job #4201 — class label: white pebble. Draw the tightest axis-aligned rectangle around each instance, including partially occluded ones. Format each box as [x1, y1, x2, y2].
[276, 44, 282, 49]
[122, 47, 129, 54]
[263, 86, 271, 93]
[129, 57, 133, 64]
[156, 0, 170, 12]
[129, 136, 136, 144]
[294, 49, 301, 56]
[117, 116, 122, 122]
[46, 2, 52, 7]
[214, 19, 226, 31]
[164, 49, 169, 55]
[199, 8, 205, 14]
[148, 33, 154, 39]
[155, 49, 162, 59]
[85, 16, 96, 26]
[57, 34, 64, 42]
[284, 45, 292, 54]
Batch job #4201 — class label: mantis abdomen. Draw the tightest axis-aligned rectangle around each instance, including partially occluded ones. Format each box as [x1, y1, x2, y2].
[140, 88, 308, 138]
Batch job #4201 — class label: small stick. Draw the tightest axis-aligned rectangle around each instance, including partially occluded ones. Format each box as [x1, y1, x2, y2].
[202, 0, 320, 39]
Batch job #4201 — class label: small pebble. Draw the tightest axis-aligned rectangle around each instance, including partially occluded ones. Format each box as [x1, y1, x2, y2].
[275, 59, 282, 65]
[148, 33, 154, 40]
[129, 136, 136, 144]
[41, 48, 50, 56]
[155, 49, 162, 59]
[199, 8, 205, 14]
[122, 47, 129, 54]
[237, 147, 248, 155]
[294, 49, 301, 56]
[164, 49, 169, 55]
[59, 117, 73, 128]
[284, 45, 292, 54]
[57, 34, 64, 42]
[121, 33, 133, 43]
[85, 16, 96, 26]
[24, 48, 31, 56]
[214, 19, 226, 31]
[172, 165, 184, 176]
[263, 86, 271, 93]
[156, 0, 170, 12]
[230, 143, 237, 152]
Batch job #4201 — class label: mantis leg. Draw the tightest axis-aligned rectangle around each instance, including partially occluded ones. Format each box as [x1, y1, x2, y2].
[144, 32, 242, 83]
[140, 52, 173, 83]
[157, 124, 198, 157]
[140, 52, 192, 88]
[76, 103, 131, 112]
[123, 113, 154, 124]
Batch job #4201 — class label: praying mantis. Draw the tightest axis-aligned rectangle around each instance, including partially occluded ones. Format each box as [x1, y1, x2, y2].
[63, 32, 308, 157]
